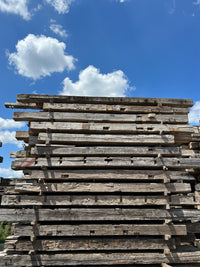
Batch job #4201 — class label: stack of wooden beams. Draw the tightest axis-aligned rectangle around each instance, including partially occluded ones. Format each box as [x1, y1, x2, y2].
[0, 94, 200, 266]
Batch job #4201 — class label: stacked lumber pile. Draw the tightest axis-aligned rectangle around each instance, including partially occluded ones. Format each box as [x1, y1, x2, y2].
[0, 94, 200, 266]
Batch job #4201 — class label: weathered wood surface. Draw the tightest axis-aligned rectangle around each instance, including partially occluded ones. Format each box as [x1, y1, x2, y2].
[13, 111, 188, 123]
[36, 133, 175, 145]
[23, 145, 182, 157]
[5, 237, 175, 251]
[42, 102, 190, 114]
[15, 131, 29, 142]
[11, 156, 200, 169]
[1, 251, 200, 266]
[12, 223, 187, 236]
[1, 208, 200, 222]
[2, 194, 196, 206]
[16, 94, 194, 107]
[30, 121, 195, 134]
[30, 146, 200, 157]
[5, 101, 42, 109]
[9, 182, 191, 193]
[22, 169, 195, 181]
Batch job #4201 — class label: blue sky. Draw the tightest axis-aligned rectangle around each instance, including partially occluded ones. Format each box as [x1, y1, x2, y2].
[0, 0, 200, 177]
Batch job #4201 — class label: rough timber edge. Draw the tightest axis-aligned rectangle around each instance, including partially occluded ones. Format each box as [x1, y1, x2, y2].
[12, 94, 194, 107]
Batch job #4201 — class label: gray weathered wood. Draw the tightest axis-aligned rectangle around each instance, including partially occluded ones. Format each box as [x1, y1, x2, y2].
[12, 223, 187, 236]
[1, 208, 200, 222]
[30, 121, 195, 134]
[1, 251, 200, 266]
[22, 169, 195, 181]
[11, 156, 200, 169]
[16, 94, 194, 107]
[2, 194, 196, 206]
[42, 102, 190, 114]
[13, 111, 188, 123]
[36, 133, 175, 145]
[9, 182, 191, 193]
[5, 237, 175, 251]
[29, 145, 181, 157]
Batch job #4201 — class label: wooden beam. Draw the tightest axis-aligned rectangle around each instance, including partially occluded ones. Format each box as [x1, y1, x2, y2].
[30, 145, 181, 157]
[36, 133, 175, 145]
[13, 111, 188, 123]
[13, 223, 187, 236]
[10, 182, 191, 193]
[30, 121, 195, 134]
[1, 251, 200, 266]
[2, 194, 196, 207]
[11, 156, 200, 169]
[22, 169, 195, 181]
[16, 94, 194, 107]
[42, 102, 190, 114]
[0, 208, 200, 222]
[5, 237, 175, 251]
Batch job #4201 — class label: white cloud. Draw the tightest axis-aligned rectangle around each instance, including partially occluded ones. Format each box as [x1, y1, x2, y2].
[189, 101, 200, 124]
[8, 34, 76, 80]
[0, 117, 25, 129]
[0, 167, 23, 178]
[193, 0, 200, 5]
[60, 65, 134, 97]
[45, 0, 75, 14]
[0, 131, 24, 147]
[0, 0, 30, 20]
[50, 23, 68, 38]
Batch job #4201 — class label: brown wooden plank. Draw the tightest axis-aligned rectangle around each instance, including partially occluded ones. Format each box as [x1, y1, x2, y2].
[5, 237, 175, 251]
[29, 145, 181, 157]
[30, 121, 195, 134]
[36, 133, 175, 145]
[13, 111, 188, 123]
[10, 182, 191, 193]
[1, 251, 200, 266]
[16, 94, 194, 107]
[42, 102, 190, 114]
[22, 169, 195, 181]
[13, 223, 187, 237]
[2, 194, 195, 206]
[15, 131, 29, 142]
[1, 208, 200, 222]
[11, 156, 200, 169]
[5, 102, 42, 109]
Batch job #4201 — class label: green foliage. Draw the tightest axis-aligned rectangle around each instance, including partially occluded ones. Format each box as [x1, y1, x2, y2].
[0, 222, 11, 243]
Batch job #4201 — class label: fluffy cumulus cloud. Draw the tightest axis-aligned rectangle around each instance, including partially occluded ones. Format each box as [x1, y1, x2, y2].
[0, 117, 25, 129]
[189, 101, 200, 124]
[0, 167, 23, 178]
[8, 34, 76, 80]
[60, 65, 134, 96]
[45, 0, 75, 14]
[0, 131, 24, 147]
[50, 23, 68, 38]
[0, 0, 30, 20]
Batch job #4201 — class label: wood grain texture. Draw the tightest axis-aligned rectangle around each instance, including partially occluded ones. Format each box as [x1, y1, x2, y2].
[11, 156, 200, 169]
[42, 102, 190, 114]
[5, 237, 175, 251]
[30, 121, 195, 134]
[1, 208, 200, 222]
[9, 182, 191, 193]
[22, 169, 195, 181]
[1, 251, 200, 266]
[13, 111, 188, 123]
[13, 223, 187, 236]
